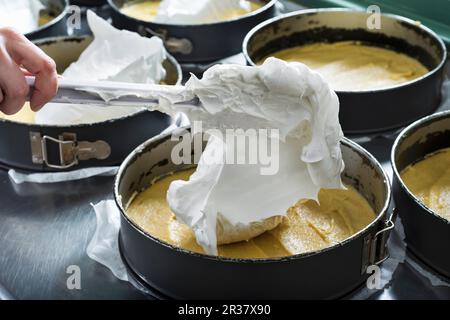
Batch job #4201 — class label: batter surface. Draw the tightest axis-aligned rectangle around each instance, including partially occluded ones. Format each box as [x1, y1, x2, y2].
[120, 0, 263, 23]
[39, 13, 53, 26]
[264, 41, 428, 91]
[401, 147, 450, 221]
[127, 169, 376, 259]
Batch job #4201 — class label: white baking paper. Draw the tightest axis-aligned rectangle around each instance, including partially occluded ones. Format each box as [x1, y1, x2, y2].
[8, 166, 118, 184]
[87, 200, 129, 282]
[36, 10, 167, 125]
[87, 199, 171, 296]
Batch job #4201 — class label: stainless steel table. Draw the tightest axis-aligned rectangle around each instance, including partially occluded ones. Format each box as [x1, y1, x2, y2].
[0, 0, 449, 300]
[0, 172, 144, 300]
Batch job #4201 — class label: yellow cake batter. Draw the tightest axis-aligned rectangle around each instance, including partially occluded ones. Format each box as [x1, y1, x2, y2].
[39, 12, 53, 26]
[120, 0, 263, 23]
[401, 148, 450, 221]
[263, 41, 428, 91]
[126, 169, 376, 259]
[0, 103, 36, 124]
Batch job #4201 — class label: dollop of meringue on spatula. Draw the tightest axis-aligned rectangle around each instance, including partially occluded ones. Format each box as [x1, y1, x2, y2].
[158, 58, 345, 255]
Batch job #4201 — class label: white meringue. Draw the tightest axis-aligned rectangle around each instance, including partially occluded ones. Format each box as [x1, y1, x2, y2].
[163, 58, 345, 255]
[0, 0, 44, 34]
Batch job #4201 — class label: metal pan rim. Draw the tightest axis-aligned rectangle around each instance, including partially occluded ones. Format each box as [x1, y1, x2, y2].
[243, 8, 447, 94]
[0, 108, 149, 128]
[391, 109, 450, 225]
[114, 129, 392, 264]
[107, 0, 278, 28]
[25, 0, 70, 37]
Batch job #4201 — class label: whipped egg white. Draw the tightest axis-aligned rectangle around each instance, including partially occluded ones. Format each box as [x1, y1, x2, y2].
[155, 58, 345, 255]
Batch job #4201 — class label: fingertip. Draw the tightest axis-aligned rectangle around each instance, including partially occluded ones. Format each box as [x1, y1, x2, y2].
[30, 102, 43, 112]
[0, 97, 26, 115]
[30, 68, 58, 111]
[30, 95, 46, 111]
[1, 75, 29, 115]
[43, 57, 57, 74]
[1, 108, 16, 116]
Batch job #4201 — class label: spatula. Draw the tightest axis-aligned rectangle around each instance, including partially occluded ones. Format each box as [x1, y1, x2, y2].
[25, 76, 198, 108]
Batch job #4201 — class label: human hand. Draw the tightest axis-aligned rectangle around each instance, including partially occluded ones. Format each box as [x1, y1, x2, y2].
[0, 27, 58, 115]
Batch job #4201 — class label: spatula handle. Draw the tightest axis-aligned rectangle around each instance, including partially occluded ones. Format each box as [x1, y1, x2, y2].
[26, 76, 187, 107]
